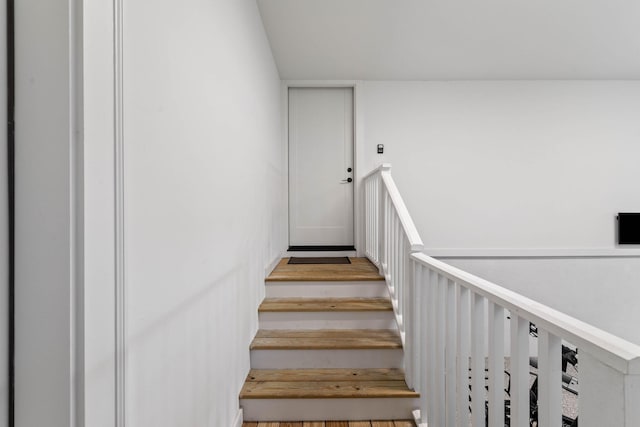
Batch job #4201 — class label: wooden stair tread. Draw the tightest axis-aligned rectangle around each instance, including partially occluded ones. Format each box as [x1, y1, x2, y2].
[240, 380, 417, 399]
[259, 298, 392, 312]
[256, 329, 399, 339]
[251, 329, 402, 350]
[266, 258, 384, 282]
[242, 422, 416, 427]
[247, 368, 405, 382]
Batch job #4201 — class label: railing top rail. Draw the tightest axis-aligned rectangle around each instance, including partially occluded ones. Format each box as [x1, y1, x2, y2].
[381, 172, 423, 252]
[362, 163, 391, 181]
[412, 252, 640, 375]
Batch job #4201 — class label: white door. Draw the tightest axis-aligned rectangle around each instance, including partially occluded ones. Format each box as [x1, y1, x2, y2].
[288, 88, 354, 248]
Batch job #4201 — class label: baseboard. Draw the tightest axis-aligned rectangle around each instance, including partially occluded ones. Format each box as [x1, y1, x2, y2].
[265, 254, 281, 278]
[412, 409, 424, 426]
[232, 408, 243, 427]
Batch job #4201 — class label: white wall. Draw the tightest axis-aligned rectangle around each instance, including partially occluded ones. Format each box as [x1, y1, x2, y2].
[14, 0, 82, 425]
[362, 81, 640, 250]
[360, 81, 640, 343]
[15, 1, 283, 426]
[119, 0, 284, 426]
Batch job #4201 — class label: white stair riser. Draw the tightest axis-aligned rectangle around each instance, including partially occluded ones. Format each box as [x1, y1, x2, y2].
[241, 397, 418, 421]
[259, 311, 396, 330]
[251, 348, 403, 369]
[265, 281, 388, 298]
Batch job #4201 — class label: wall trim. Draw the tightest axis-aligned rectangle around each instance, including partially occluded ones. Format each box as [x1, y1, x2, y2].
[232, 408, 243, 427]
[70, 0, 85, 423]
[427, 247, 640, 259]
[114, 0, 126, 424]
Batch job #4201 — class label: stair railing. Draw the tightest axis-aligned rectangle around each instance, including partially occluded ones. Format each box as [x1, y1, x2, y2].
[363, 163, 424, 389]
[363, 164, 640, 427]
[411, 253, 640, 427]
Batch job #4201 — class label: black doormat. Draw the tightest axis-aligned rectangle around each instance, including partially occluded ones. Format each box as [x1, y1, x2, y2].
[288, 257, 351, 265]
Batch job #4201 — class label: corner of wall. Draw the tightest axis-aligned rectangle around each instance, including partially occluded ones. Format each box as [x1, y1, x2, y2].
[232, 408, 243, 427]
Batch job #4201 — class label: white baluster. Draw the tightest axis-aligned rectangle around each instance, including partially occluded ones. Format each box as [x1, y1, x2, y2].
[390, 212, 396, 296]
[510, 314, 530, 427]
[434, 273, 447, 427]
[401, 238, 408, 337]
[386, 192, 391, 275]
[367, 177, 376, 259]
[374, 174, 379, 261]
[471, 293, 486, 427]
[446, 279, 457, 426]
[488, 302, 505, 427]
[388, 212, 393, 296]
[383, 191, 389, 272]
[395, 215, 402, 319]
[365, 179, 370, 256]
[456, 285, 471, 427]
[416, 263, 429, 423]
[427, 269, 439, 427]
[388, 192, 392, 275]
[538, 329, 562, 427]
[408, 260, 420, 392]
[369, 178, 373, 257]
[378, 177, 385, 269]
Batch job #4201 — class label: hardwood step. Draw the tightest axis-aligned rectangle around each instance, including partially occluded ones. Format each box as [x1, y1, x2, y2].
[247, 368, 405, 382]
[251, 330, 402, 350]
[242, 422, 415, 426]
[240, 368, 419, 420]
[240, 369, 418, 399]
[266, 258, 384, 282]
[242, 421, 415, 427]
[259, 298, 393, 312]
[241, 380, 417, 399]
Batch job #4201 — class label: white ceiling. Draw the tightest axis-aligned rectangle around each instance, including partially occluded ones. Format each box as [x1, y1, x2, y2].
[257, 0, 640, 80]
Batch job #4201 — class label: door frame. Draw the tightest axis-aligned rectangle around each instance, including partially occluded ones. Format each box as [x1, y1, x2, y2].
[282, 80, 365, 256]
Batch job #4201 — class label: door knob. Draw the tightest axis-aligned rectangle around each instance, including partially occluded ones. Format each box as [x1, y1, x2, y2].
[341, 178, 353, 183]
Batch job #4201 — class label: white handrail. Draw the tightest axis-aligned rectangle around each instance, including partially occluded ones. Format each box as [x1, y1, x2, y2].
[361, 163, 388, 180]
[380, 172, 423, 251]
[412, 252, 640, 374]
[362, 163, 640, 427]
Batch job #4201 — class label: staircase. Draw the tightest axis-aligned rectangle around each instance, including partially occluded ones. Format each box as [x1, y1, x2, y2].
[240, 258, 419, 422]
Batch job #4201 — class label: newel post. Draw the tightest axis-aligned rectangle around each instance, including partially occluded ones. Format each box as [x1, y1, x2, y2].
[579, 352, 640, 427]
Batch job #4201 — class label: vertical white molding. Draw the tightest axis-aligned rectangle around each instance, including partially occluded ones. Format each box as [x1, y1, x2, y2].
[114, 0, 126, 424]
[70, 0, 85, 423]
[353, 81, 365, 257]
[280, 82, 289, 254]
